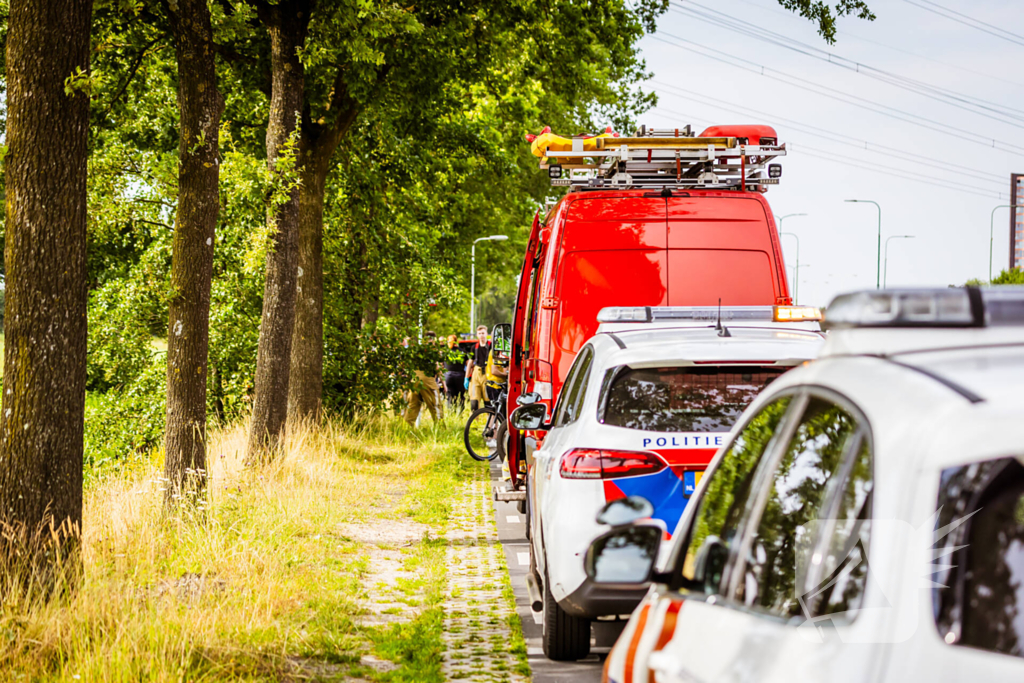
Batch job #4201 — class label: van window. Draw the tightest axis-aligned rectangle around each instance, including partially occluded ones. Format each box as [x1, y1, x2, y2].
[522, 265, 540, 355]
[667, 250, 777, 305]
[933, 456, 1024, 660]
[601, 366, 786, 432]
[553, 346, 594, 427]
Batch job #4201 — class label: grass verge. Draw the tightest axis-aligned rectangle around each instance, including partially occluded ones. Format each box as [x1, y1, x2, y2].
[0, 410, 481, 681]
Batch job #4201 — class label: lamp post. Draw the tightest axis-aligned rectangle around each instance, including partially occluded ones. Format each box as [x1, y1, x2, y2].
[778, 213, 807, 303]
[471, 235, 509, 332]
[990, 204, 1021, 281]
[883, 235, 914, 288]
[845, 199, 882, 289]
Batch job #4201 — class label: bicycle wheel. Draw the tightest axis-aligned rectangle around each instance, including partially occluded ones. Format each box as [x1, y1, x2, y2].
[495, 420, 508, 463]
[464, 408, 500, 462]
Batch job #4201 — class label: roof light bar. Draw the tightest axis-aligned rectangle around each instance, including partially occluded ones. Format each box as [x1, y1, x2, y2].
[821, 287, 1024, 330]
[598, 305, 818, 324]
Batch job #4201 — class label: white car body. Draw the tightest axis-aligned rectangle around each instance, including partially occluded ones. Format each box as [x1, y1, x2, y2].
[602, 290, 1024, 683]
[527, 312, 824, 646]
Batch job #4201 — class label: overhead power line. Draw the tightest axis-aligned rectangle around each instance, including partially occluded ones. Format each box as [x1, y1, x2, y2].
[903, 0, 1024, 48]
[649, 32, 1024, 155]
[651, 103, 1005, 201]
[703, 0, 1024, 89]
[651, 81, 1005, 186]
[669, 0, 1024, 127]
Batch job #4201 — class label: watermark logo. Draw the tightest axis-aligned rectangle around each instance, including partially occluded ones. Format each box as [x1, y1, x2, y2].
[790, 508, 976, 643]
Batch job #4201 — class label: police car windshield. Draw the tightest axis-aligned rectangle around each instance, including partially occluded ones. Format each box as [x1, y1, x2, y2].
[601, 366, 786, 432]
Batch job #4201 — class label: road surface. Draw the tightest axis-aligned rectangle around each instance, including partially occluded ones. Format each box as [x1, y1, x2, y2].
[490, 462, 624, 683]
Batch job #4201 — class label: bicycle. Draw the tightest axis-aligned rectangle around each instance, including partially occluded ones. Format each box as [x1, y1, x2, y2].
[463, 385, 508, 462]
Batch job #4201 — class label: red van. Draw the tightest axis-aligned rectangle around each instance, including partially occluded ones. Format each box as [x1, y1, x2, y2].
[504, 126, 792, 487]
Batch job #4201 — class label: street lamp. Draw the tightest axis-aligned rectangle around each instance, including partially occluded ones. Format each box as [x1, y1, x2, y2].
[845, 199, 882, 289]
[777, 213, 807, 303]
[470, 235, 509, 332]
[883, 235, 915, 288]
[989, 204, 1021, 281]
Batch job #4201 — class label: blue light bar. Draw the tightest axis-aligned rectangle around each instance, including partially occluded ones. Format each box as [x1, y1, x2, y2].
[821, 287, 1024, 330]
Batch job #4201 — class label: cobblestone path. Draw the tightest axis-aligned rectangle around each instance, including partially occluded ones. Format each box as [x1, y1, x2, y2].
[443, 474, 530, 682]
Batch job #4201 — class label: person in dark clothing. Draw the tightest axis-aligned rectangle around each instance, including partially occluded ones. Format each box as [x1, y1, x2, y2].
[443, 334, 468, 411]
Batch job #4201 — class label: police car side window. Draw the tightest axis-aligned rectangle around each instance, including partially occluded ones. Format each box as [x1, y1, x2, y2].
[805, 434, 873, 620]
[734, 395, 860, 618]
[934, 456, 1024, 660]
[674, 395, 795, 594]
[554, 347, 593, 427]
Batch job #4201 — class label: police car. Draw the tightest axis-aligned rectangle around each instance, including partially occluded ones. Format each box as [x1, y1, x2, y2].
[508, 304, 825, 661]
[588, 287, 1024, 683]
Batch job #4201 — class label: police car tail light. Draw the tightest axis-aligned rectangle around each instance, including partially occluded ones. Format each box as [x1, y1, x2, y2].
[559, 449, 666, 480]
[773, 305, 822, 322]
[821, 287, 1024, 330]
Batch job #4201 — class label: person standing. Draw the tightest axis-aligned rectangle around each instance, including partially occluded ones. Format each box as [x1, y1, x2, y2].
[466, 324, 490, 411]
[443, 334, 468, 411]
[404, 337, 441, 427]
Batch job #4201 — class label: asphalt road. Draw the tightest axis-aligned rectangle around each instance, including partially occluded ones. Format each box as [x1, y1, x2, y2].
[489, 462, 623, 683]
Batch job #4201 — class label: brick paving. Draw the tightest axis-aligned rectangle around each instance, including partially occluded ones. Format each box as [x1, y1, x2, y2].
[443, 475, 530, 682]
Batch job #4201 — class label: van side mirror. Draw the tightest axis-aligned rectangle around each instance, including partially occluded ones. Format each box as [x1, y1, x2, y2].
[491, 323, 512, 357]
[584, 524, 663, 586]
[595, 496, 654, 526]
[509, 403, 550, 431]
[516, 391, 542, 406]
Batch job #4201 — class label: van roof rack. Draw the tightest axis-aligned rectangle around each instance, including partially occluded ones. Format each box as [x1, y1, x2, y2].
[533, 124, 786, 192]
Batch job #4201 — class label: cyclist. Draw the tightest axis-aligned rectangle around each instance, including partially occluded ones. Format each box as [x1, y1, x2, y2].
[467, 325, 490, 411]
[485, 343, 509, 402]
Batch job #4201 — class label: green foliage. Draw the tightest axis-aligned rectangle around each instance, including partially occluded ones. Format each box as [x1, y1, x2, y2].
[777, 0, 875, 43]
[58, 0, 875, 468]
[992, 268, 1024, 285]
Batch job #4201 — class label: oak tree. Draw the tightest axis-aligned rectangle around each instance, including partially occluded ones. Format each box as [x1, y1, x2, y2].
[0, 0, 93, 583]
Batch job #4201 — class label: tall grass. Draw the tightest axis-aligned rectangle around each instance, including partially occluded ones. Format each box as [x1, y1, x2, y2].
[0, 410, 476, 681]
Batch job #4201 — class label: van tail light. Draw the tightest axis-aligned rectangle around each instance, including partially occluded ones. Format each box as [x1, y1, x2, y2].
[534, 382, 552, 400]
[559, 449, 667, 480]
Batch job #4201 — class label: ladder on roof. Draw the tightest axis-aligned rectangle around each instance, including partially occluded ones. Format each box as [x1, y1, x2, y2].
[538, 125, 786, 192]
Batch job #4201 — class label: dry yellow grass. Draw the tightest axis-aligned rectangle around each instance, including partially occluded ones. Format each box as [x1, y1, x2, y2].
[0, 412, 474, 681]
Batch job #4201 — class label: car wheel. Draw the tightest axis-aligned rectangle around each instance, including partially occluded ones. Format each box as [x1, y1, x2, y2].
[542, 571, 591, 661]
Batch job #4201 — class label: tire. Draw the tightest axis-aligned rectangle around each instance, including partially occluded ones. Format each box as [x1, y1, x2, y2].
[464, 408, 500, 462]
[542, 570, 591, 661]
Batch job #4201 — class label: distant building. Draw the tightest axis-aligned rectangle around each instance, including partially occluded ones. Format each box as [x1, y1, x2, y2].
[1012, 174, 1024, 270]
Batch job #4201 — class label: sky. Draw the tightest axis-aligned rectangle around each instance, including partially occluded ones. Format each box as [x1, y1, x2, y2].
[638, 0, 1024, 306]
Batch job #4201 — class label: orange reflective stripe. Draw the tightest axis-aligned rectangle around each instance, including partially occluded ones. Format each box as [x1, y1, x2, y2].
[624, 603, 652, 683]
[648, 600, 683, 683]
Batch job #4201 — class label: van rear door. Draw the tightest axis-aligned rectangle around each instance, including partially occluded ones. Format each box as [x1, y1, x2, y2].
[553, 196, 668, 384]
[666, 196, 788, 305]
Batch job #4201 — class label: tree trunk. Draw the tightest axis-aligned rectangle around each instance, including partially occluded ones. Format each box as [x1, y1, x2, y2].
[163, 0, 224, 505]
[286, 73, 361, 424]
[0, 0, 92, 583]
[246, 1, 308, 463]
[286, 144, 327, 423]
